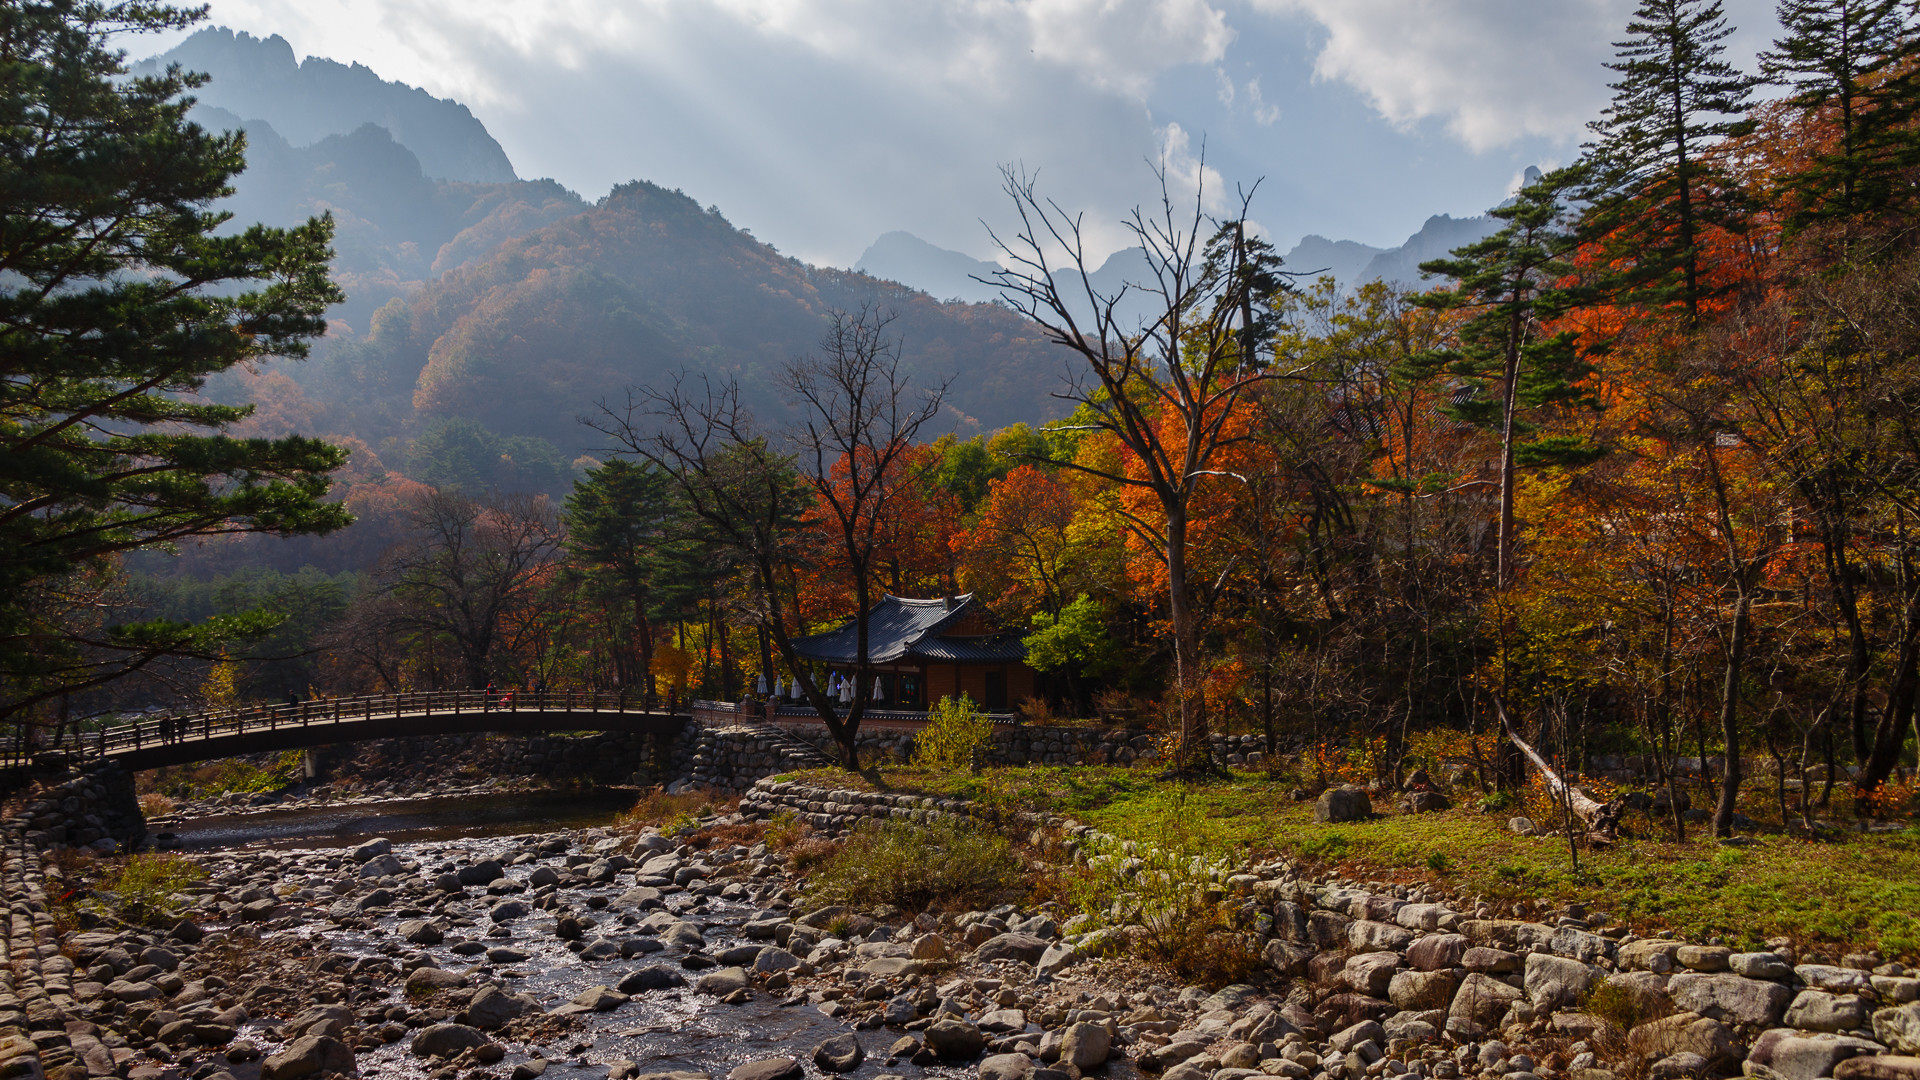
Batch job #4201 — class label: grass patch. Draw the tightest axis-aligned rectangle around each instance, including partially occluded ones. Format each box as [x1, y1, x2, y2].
[615, 788, 720, 836]
[805, 816, 1023, 913]
[794, 763, 1920, 961]
[104, 854, 205, 926]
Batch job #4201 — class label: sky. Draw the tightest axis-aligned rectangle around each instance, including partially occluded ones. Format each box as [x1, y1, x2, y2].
[130, 0, 1782, 270]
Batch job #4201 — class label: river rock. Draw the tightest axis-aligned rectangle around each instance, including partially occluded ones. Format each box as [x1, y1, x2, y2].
[1060, 1022, 1110, 1069]
[927, 1019, 987, 1060]
[753, 948, 801, 974]
[491, 899, 531, 922]
[619, 966, 688, 993]
[813, 1034, 866, 1073]
[1315, 786, 1371, 823]
[697, 967, 751, 996]
[359, 853, 405, 877]
[1408, 934, 1468, 971]
[399, 919, 443, 945]
[1731, 953, 1795, 981]
[974, 933, 1049, 964]
[1836, 1056, 1920, 1080]
[349, 837, 392, 862]
[980, 1053, 1036, 1080]
[1350, 920, 1414, 954]
[729, 1058, 804, 1080]
[458, 859, 505, 885]
[1344, 952, 1401, 996]
[412, 1022, 490, 1058]
[1390, 970, 1459, 1012]
[573, 985, 630, 1011]
[467, 985, 530, 1029]
[404, 967, 467, 995]
[261, 1034, 356, 1079]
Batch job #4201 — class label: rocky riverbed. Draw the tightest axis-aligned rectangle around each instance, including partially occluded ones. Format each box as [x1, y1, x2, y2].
[3, 778, 1919, 1080]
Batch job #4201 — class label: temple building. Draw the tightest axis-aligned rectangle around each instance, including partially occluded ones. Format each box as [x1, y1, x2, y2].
[788, 594, 1033, 711]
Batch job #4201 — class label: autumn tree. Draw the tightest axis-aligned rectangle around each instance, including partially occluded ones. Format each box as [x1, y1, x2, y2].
[989, 165, 1289, 767]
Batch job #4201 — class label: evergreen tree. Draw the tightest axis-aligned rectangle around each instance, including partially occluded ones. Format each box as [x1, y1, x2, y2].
[1414, 167, 1602, 592]
[564, 459, 681, 696]
[0, 1, 349, 724]
[1585, 0, 1755, 324]
[1761, 0, 1916, 225]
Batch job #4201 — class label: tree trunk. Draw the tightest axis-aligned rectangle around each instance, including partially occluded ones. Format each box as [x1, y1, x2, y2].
[1165, 508, 1207, 769]
[1713, 592, 1751, 838]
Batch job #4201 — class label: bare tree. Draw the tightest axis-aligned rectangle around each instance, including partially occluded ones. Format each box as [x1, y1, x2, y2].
[593, 306, 947, 767]
[986, 163, 1292, 768]
[375, 490, 565, 689]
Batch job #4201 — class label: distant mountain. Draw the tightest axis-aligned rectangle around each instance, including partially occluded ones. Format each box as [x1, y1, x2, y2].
[299, 182, 1066, 458]
[856, 232, 1004, 305]
[1355, 214, 1504, 290]
[1285, 235, 1388, 286]
[193, 107, 586, 330]
[134, 28, 517, 183]
[857, 211, 1507, 314]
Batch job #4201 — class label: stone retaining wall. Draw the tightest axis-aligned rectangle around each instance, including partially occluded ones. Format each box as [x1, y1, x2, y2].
[7, 762, 145, 854]
[736, 776, 1920, 1080]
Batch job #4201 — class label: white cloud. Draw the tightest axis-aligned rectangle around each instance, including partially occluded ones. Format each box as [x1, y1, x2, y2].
[1253, 0, 1776, 151]
[1246, 77, 1279, 126]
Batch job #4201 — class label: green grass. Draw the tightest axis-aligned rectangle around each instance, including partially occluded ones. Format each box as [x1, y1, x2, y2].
[786, 764, 1920, 961]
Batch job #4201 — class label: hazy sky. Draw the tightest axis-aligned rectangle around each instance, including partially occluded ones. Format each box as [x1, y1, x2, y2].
[132, 0, 1780, 269]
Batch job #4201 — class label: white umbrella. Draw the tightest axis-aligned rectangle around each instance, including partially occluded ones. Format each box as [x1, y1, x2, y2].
[772, 676, 784, 698]
[873, 677, 885, 699]
[756, 673, 768, 695]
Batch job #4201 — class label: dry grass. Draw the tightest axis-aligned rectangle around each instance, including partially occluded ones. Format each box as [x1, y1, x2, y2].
[614, 788, 735, 834]
[137, 792, 175, 817]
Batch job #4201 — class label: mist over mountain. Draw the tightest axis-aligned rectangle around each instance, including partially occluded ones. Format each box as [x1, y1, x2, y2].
[134, 28, 517, 183]
[855, 211, 1506, 318]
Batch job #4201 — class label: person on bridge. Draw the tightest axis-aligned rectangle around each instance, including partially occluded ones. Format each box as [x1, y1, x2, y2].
[484, 682, 496, 711]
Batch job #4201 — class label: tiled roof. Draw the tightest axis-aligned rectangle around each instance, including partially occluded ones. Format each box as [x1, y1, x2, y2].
[789, 594, 1028, 665]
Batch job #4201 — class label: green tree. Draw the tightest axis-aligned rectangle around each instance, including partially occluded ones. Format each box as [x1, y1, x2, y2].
[1584, 0, 1755, 324]
[1761, 0, 1915, 226]
[1414, 168, 1601, 592]
[0, 1, 349, 726]
[564, 459, 681, 696]
[1023, 593, 1118, 696]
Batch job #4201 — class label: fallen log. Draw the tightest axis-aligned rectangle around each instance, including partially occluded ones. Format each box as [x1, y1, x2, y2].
[1491, 697, 1625, 842]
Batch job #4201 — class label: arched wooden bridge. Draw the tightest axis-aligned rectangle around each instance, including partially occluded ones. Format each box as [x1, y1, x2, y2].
[20, 690, 688, 772]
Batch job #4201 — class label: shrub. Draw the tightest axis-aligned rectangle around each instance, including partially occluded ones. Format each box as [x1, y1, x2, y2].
[1053, 794, 1264, 988]
[106, 854, 205, 926]
[913, 695, 995, 773]
[616, 788, 713, 834]
[806, 816, 1023, 912]
[1582, 975, 1666, 1032]
[137, 793, 175, 817]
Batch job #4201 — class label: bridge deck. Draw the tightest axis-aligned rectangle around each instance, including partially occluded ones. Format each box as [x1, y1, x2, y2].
[9, 691, 688, 772]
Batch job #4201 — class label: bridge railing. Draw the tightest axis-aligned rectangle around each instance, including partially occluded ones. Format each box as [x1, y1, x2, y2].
[20, 688, 682, 762]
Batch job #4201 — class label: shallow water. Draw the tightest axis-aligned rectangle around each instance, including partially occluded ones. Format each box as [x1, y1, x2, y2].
[233, 829, 972, 1080]
[160, 788, 637, 851]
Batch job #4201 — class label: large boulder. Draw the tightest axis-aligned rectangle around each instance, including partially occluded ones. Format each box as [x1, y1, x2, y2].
[1349, 920, 1414, 953]
[619, 965, 688, 993]
[1343, 952, 1402, 996]
[1315, 785, 1372, 823]
[403, 967, 467, 995]
[1407, 934, 1468, 971]
[728, 1059, 803, 1080]
[261, 1035, 356, 1079]
[696, 967, 751, 997]
[979, 1053, 1036, 1080]
[1836, 1057, 1920, 1080]
[1668, 972, 1793, 1027]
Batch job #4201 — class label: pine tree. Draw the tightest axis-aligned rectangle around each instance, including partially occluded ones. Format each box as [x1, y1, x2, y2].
[0, 2, 349, 723]
[1414, 167, 1602, 592]
[564, 459, 682, 697]
[1761, 0, 1916, 225]
[1585, 0, 1756, 324]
